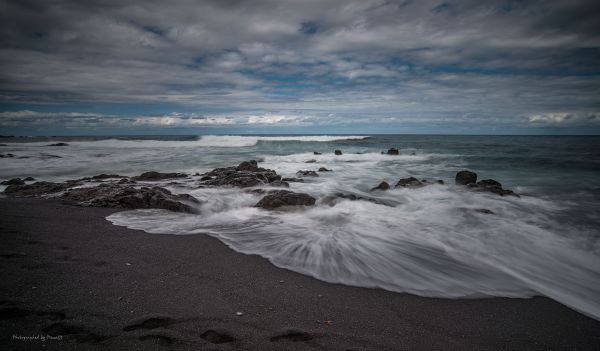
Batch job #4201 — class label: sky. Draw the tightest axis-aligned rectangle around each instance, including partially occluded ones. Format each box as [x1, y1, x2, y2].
[1, 0, 599, 135]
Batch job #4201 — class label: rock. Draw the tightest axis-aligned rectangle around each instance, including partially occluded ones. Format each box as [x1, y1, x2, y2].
[395, 177, 423, 188]
[24, 177, 35, 181]
[296, 170, 319, 177]
[236, 160, 259, 172]
[318, 167, 331, 172]
[334, 149, 342, 155]
[255, 190, 316, 209]
[370, 181, 390, 191]
[39, 153, 62, 159]
[1, 178, 25, 186]
[281, 177, 304, 183]
[0, 153, 15, 158]
[386, 148, 399, 155]
[4, 181, 77, 197]
[199, 176, 212, 181]
[61, 184, 199, 213]
[455, 170, 477, 185]
[321, 193, 389, 206]
[313, 151, 322, 155]
[475, 208, 495, 214]
[132, 171, 187, 181]
[305, 159, 317, 163]
[473, 179, 519, 197]
[47, 143, 68, 146]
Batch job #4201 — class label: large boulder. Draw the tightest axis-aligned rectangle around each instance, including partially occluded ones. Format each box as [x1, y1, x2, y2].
[386, 148, 399, 155]
[455, 170, 477, 185]
[61, 184, 199, 213]
[255, 190, 316, 209]
[132, 171, 187, 181]
[370, 181, 390, 191]
[395, 177, 423, 188]
[1, 178, 25, 186]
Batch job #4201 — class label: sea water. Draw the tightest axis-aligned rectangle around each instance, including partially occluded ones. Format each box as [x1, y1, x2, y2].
[1, 135, 599, 320]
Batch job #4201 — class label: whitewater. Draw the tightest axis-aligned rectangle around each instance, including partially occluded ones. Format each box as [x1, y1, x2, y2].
[1, 134, 599, 320]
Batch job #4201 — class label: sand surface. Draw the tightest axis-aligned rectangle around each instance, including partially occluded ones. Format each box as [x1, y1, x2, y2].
[1, 197, 599, 350]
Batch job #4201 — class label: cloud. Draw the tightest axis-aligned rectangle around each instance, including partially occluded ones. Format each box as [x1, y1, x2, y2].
[527, 112, 600, 125]
[0, 0, 599, 133]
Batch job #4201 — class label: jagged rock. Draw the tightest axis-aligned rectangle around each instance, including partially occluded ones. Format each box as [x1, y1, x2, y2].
[370, 181, 390, 191]
[334, 150, 342, 155]
[296, 170, 319, 177]
[255, 190, 316, 209]
[395, 177, 423, 188]
[61, 184, 199, 213]
[313, 151, 322, 155]
[305, 159, 317, 163]
[1, 178, 25, 186]
[132, 171, 187, 181]
[47, 142, 69, 146]
[455, 170, 477, 185]
[318, 167, 331, 172]
[4, 181, 78, 197]
[386, 148, 399, 155]
[236, 160, 259, 172]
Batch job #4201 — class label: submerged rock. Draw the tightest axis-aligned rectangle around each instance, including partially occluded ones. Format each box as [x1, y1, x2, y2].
[281, 177, 304, 183]
[370, 181, 390, 191]
[132, 171, 187, 181]
[305, 159, 317, 163]
[61, 184, 199, 213]
[334, 149, 342, 155]
[1, 178, 25, 186]
[386, 148, 399, 155]
[47, 142, 68, 147]
[255, 190, 316, 209]
[455, 170, 477, 185]
[473, 179, 519, 197]
[395, 177, 423, 188]
[296, 170, 319, 177]
[318, 167, 331, 172]
[313, 151, 322, 155]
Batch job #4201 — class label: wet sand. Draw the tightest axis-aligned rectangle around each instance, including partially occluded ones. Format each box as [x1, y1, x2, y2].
[1, 197, 599, 350]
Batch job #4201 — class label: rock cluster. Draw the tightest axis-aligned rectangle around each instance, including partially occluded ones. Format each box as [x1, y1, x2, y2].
[201, 160, 285, 188]
[454, 170, 518, 197]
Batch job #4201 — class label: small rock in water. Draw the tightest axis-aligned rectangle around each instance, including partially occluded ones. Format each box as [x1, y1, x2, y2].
[296, 170, 319, 177]
[313, 151, 322, 155]
[318, 167, 331, 172]
[47, 142, 68, 146]
[370, 181, 390, 191]
[305, 159, 317, 163]
[334, 149, 342, 155]
[455, 170, 477, 185]
[386, 148, 399, 155]
[235, 311, 244, 316]
[395, 177, 423, 188]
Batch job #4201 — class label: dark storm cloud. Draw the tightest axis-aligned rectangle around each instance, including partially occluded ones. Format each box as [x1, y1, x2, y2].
[0, 0, 599, 131]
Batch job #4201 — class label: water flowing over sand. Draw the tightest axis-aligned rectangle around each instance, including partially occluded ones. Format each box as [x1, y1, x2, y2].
[2, 134, 600, 320]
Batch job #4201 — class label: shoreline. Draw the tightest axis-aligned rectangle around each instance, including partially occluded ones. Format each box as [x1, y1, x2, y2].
[1, 197, 599, 350]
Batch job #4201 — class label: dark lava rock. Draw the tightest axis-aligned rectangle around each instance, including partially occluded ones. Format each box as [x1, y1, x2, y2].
[255, 190, 316, 209]
[61, 184, 199, 213]
[24, 177, 35, 181]
[296, 170, 319, 177]
[313, 151, 322, 155]
[473, 179, 519, 197]
[395, 177, 423, 188]
[305, 159, 317, 163]
[1, 178, 25, 186]
[318, 167, 331, 172]
[47, 143, 68, 146]
[475, 208, 495, 214]
[236, 160, 259, 172]
[386, 148, 399, 155]
[334, 149, 342, 155]
[370, 181, 390, 191]
[0, 153, 15, 158]
[455, 170, 477, 185]
[132, 171, 187, 181]
[4, 181, 78, 197]
[282, 177, 304, 183]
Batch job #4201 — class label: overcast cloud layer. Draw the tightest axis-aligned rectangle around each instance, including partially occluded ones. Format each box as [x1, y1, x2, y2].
[1, 0, 599, 134]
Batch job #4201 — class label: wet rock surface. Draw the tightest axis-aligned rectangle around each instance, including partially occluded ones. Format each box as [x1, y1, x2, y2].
[132, 171, 187, 181]
[455, 170, 477, 185]
[201, 160, 282, 188]
[255, 190, 316, 209]
[370, 181, 390, 191]
[395, 177, 424, 188]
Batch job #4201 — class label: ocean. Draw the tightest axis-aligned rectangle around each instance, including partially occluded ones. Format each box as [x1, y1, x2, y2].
[1, 134, 599, 320]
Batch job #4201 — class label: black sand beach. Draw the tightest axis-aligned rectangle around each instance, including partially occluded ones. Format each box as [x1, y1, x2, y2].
[1, 197, 599, 350]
